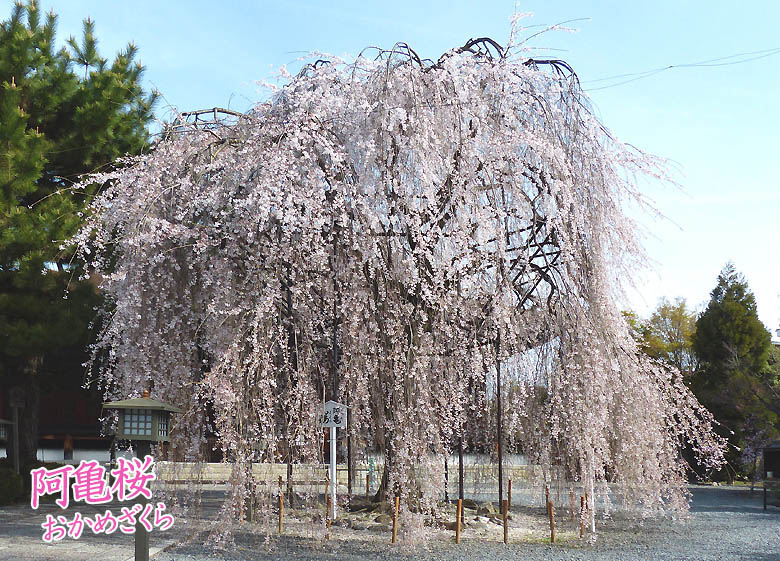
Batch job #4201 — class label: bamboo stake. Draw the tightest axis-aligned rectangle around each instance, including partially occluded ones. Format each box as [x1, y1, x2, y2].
[391, 495, 400, 543]
[455, 498, 462, 544]
[502, 499, 508, 544]
[579, 496, 585, 538]
[549, 501, 556, 544]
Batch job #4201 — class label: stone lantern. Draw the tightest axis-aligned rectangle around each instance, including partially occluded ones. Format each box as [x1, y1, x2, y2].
[102, 390, 182, 561]
[0, 418, 11, 442]
[0, 417, 15, 473]
[102, 389, 182, 443]
[0, 419, 14, 443]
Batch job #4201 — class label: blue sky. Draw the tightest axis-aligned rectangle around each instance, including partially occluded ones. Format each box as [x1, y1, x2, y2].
[31, 0, 780, 330]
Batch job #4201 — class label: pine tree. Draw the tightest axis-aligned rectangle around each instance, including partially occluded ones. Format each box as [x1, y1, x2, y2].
[692, 263, 777, 479]
[0, 1, 157, 465]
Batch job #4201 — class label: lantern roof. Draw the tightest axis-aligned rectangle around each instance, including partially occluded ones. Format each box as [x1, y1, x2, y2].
[102, 390, 183, 414]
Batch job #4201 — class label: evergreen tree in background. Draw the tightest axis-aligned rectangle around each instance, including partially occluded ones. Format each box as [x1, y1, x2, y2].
[692, 263, 777, 480]
[0, 0, 156, 465]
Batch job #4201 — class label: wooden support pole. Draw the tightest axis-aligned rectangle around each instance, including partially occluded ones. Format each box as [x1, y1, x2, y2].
[278, 474, 284, 524]
[507, 478, 512, 510]
[366, 473, 370, 497]
[570, 490, 575, 521]
[455, 498, 462, 544]
[326, 495, 332, 531]
[580, 496, 585, 538]
[549, 501, 556, 544]
[502, 499, 508, 544]
[391, 495, 400, 544]
[545, 485, 550, 516]
[278, 493, 284, 534]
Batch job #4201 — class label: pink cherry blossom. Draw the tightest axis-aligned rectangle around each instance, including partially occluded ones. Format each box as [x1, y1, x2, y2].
[74, 30, 724, 537]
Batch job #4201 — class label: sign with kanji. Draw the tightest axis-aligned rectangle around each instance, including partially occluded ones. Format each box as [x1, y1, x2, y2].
[30, 456, 174, 543]
[320, 400, 347, 428]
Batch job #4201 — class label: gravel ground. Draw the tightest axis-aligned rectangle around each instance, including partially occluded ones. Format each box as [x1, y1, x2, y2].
[154, 486, 780, 561]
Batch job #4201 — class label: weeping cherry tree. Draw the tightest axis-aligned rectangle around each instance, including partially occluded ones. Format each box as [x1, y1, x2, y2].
[74, 33, 724, 532]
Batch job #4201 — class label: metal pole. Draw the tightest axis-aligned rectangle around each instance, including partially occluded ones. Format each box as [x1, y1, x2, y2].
[332, 228, 344, 506]
[332, 229, 338, 401]
[330, 425, 337, 520]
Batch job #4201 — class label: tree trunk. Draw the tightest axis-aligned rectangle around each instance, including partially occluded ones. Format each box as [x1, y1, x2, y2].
[751, 456, 757, 494]
[373, 443, 392, 503]
[8, 357, 42, 467]
[444, 454, 449, 503]
[286, 460, 293, 503]
[496, 332, 503, 507]
[347, 406, 353, 497]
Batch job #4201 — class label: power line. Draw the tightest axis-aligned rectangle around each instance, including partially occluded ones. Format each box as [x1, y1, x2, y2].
[583, 47, 780, 92]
